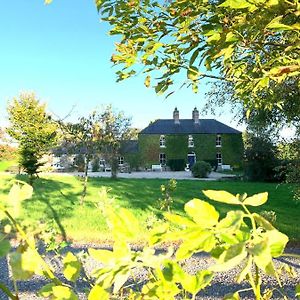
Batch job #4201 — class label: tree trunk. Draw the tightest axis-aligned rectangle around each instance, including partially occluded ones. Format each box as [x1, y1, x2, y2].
[80, 155, 89, 205]
[111, 150, 118, 179]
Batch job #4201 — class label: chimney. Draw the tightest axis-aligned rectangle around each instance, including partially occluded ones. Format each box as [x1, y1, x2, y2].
[192, 107, 199, 124]
[173, 107, 180, 124]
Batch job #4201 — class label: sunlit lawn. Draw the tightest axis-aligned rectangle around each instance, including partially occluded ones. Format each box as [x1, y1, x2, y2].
[0, 160, 17, 172]
[0, 174, 299, 243]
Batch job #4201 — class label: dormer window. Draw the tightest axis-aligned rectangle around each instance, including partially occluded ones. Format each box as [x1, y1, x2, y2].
[188, 135, 194, 148]
[160, 135, 166, 148]
[216, 134, 222, 147]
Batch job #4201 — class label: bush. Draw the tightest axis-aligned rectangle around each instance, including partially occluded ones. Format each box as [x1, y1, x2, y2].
[91, 157, 100, 172]
[192, 161, 212, 178]
[203, 159, 218, 171]
[167, 159, 186, 171]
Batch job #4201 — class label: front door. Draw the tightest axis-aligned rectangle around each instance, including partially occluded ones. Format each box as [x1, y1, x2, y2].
[187, 153, 196, 168]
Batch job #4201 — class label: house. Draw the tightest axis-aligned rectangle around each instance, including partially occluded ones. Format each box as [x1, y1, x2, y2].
[138, 107, 243, 170]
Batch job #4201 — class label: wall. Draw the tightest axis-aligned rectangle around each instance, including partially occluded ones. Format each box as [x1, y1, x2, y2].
[138, 133, 244, 168]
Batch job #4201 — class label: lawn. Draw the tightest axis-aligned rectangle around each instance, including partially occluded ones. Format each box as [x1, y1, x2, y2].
[0, 160, 18, 172]
[0, 174, 299, 243]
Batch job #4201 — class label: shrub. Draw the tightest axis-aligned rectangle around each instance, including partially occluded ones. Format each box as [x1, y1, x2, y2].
[167, 159, 186, 171]
[204, 159, 218, 171]
[192, 161, 212, 178]
[1, 183, 298, 300]
[91, 156, 100, 172]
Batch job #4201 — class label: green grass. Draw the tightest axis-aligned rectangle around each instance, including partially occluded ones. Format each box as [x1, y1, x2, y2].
[0, 160, 18, 172]
[0, 174, 299, 243]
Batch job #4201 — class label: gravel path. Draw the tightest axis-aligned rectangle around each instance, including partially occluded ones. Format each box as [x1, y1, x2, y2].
[38, 171, 237, 181]
[0, 245, 299, 300]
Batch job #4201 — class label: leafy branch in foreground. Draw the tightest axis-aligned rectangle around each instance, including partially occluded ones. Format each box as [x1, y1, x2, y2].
[0, 182, 299, 299]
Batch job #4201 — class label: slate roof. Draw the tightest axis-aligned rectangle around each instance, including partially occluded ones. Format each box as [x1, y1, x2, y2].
[120, 140, 139, 153]
[140, 119, 241, 135]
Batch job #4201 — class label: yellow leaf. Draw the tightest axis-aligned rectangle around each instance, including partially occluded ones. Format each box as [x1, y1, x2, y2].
[203, 190, 240, 205]
[144, 75, 151, 88]
[243, 192, 268, 206]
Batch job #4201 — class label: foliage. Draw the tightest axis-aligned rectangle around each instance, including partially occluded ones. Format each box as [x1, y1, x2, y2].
[244, 132, 279, 182]
[100, 105, 133, 178]
[192, 161, 212, 178]
[167, 159, 185, 171]
[94, 0, 300, 115]
[73, 154, 85, 172]
[91, 156, 100, 172]
[1, 182, 300, 299]
[157, 178, 177, 212]
[6, 93, 57, 183]
[204, 159, 218, 171]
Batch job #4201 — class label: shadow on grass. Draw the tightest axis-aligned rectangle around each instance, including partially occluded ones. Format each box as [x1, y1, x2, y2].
[22, 176, 81, 241]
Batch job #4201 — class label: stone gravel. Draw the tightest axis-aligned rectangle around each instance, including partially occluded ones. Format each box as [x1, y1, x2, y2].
[0, 245, 299, 300]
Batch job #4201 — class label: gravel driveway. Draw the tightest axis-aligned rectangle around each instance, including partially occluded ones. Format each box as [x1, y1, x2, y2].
[1, 245, 299, 299]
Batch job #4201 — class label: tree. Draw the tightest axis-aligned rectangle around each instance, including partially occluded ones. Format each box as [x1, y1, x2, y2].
[243, 130, 279, 182]
[101, 106, 133, 179]
[59, 111, 103, 204]
[7, 93, 57, 184]
[93, 0, 299, 115]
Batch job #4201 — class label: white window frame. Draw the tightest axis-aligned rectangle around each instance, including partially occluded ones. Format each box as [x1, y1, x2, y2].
[216, 153, 222, 165]
[159, 153, 166, 165]
[188, 135, 194, 148]
[159, 135, 166, 148]
[118, 156, 124, 165]
[216, 134, 222, 147]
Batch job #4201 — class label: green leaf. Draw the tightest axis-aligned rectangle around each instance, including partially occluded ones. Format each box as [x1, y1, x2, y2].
[176, 231, 215, 260]
[219, 0, 255, 9]
[225, 32, 239, 43]
[63, 252, 81, 282]
[210, 243, 247, 272]
[202, 190, 240, 205]
[164, 213, 196, 227]
[0, 240, 11, 257]
[88, 285, 109, 300]
[149, 223, 169, 245]
[144, 75, 151, 88]
[296, 284, 300, 298]
[243, 192, 268, 206]
[181, 270, 213, 295]
[39, 283, 56, 298]
[184, 199, 219, 228]
[266, 16, 294, 31]
[265, 230, 288, 257]
[10, 248, 42, 280]
[52, 285, 78, 300]
[253, 213, 274, 230]
[187, 66, 199, 81]
[88, 248, 114, 264]
[107, 207, 140, 240]
[236, 257, 252, 283]
[217, 210, 244, 231]
[224, 292, 240, 299]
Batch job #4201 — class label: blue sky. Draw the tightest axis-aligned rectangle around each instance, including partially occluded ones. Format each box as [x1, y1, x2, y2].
[0, 0, 241, 131]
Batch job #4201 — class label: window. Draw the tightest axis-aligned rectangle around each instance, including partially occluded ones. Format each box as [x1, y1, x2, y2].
[216, 134, 222, 147]
[216, 153, 222, 165]
[160, 135, 166, 148]
[159, 153, 166, 165]
[188, 135, 194, 148]
[99, 159, 105, 166]
[118, 156, 124, 165]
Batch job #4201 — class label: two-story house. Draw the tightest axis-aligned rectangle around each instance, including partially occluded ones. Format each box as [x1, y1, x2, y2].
[137, 107, 243, 170]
